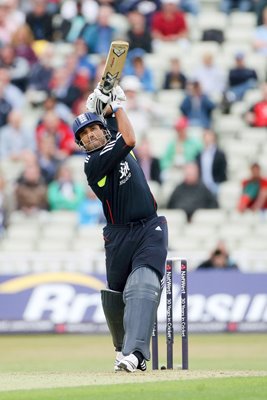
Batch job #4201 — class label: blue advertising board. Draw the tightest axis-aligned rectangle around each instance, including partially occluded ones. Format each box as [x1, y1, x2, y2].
[0, 271, 266, 333]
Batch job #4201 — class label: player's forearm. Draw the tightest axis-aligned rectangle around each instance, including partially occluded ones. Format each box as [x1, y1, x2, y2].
[115, 108, 136, 147]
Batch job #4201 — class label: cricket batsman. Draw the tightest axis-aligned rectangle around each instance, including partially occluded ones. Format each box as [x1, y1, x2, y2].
[72, 85, 168, 372]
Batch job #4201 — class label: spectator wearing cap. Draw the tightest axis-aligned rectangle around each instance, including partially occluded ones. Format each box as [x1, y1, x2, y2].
[127, 9, 152, 53]
[161, 116, 202, 171]
[151, 0, 188, 49]
[124, 48, 155, 92]
[162, 57, 187, 90]
[195, 129, 227, 196]
[180, 80, 216, 128]
[222, 52, 258, 113]
[237, 162, 267, 212]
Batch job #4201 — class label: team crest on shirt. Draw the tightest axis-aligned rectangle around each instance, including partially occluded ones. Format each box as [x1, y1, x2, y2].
[119, 161, 131, 185]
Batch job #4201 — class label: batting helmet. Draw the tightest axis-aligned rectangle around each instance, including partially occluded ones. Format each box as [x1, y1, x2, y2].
[72, 112, 107, 144]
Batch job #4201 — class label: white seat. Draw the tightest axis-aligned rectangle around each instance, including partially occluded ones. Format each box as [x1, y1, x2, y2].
[47, 211, 78, 226]
[36, 240, 71, 252]
[219, 225, 252, 240]
[197, 11, 227, 31]
[6, 225, 40, 240]
[222, 42, 252, 59]
[0, 239, 35, 252]
[225, 27, 253, 43]
[229, 12, 256, 28]
[184, 224, 217, 240]
[41, 225, 75, 240]
[218, 182, 242, 210]
[243, 89, 262, 107]
[77, 225, 105, 240]
[72, 238, 104, 251]
[190, 209, 227, 226]
[159, 209, 187, 234]
[239, 128, 267, 146]
[190, 41, 220, 59]
[228, 210, 263, 226]
[240, 238, 267, 251]
[214, 115, 245, 136]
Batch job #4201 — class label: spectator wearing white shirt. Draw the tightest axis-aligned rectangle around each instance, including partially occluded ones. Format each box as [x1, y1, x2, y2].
[192, 52, 226, 101]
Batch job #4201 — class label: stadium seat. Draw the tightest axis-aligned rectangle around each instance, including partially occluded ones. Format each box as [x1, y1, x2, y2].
[190, 209, 227, 226]
[218, 182, 242, 210]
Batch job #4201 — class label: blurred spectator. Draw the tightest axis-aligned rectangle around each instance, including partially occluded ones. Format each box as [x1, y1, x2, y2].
[11, 24, 38, 66]
[25, 0, 54, 41]
[151, 0, 188, 49]
[127, 9, 152, 52]
[56, 1, 99, 42]
[0, 174, 7, 236]
[220, 0, 252, 14]
[120, 75, 162, 140]
[15, 160, 48, 214]
[27, 43, 54, 95]
[0, 83, 12, 128]
[180, 80, 216, 128]
[195, 129, 227, 196]
[0, 67, 25, 109]
[78, 187, 104, 225]
[237, 162, 267, 212]
[0, 43, 30, 91]
[36, 111, 76, 156]
[37, 135, 64, 184]
[161, 116, 202, 170]
[222, 52, 258, 113]
[179, 0, 199, 15]
[167, 162, 218, 221]
[80, 5, 116, 54]
[47, 164, 85, 211]
[72, 69, 92, 116]
[162, 57, 187, 90]
[253, 6, 267, 55]
[73, 38, 96, 81]
[49, 65, 82, 110]
[124, 48, 155, 92]
[0, 2, 18, 45]
[0, 110, 36, 161]
[135, 136, 162, 184]
[245, 82, 267, 127]
[192, 52, 226, 100]
[255, 0, 267, 25]
[197, 241, 239, 270]
[42, 94, 73, 125]
[5, 0, 25, 29]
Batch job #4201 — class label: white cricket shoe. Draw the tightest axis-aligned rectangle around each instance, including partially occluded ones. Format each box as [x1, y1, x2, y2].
[114, 351, 124, 372]
[118, 354, 147, 373]
[118, 354, 138, 372]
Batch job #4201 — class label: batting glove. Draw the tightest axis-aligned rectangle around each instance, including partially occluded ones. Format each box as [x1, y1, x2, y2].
[86, 84, 126, 115]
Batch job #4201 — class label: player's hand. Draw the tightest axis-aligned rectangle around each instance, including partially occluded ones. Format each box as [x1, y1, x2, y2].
[86, 84, 126, 115]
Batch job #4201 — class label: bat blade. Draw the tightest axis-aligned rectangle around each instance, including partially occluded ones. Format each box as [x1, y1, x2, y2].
[99, 41, 129, 95]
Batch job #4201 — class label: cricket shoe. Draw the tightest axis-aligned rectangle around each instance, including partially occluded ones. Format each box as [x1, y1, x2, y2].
[118, 353, 147, 373]
[114, 351, 124, 372]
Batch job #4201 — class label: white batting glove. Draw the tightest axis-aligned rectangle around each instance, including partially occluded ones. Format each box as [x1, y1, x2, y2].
[86, 84, 126, 115]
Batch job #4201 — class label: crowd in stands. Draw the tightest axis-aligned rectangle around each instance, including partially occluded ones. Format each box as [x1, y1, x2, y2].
[0, 0, 267, 269]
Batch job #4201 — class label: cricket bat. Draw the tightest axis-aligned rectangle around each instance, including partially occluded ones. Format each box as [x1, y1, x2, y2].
[99, 41, 129, 95]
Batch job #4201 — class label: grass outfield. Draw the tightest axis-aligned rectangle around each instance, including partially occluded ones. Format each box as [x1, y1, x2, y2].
[0, 334, 266, 399]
